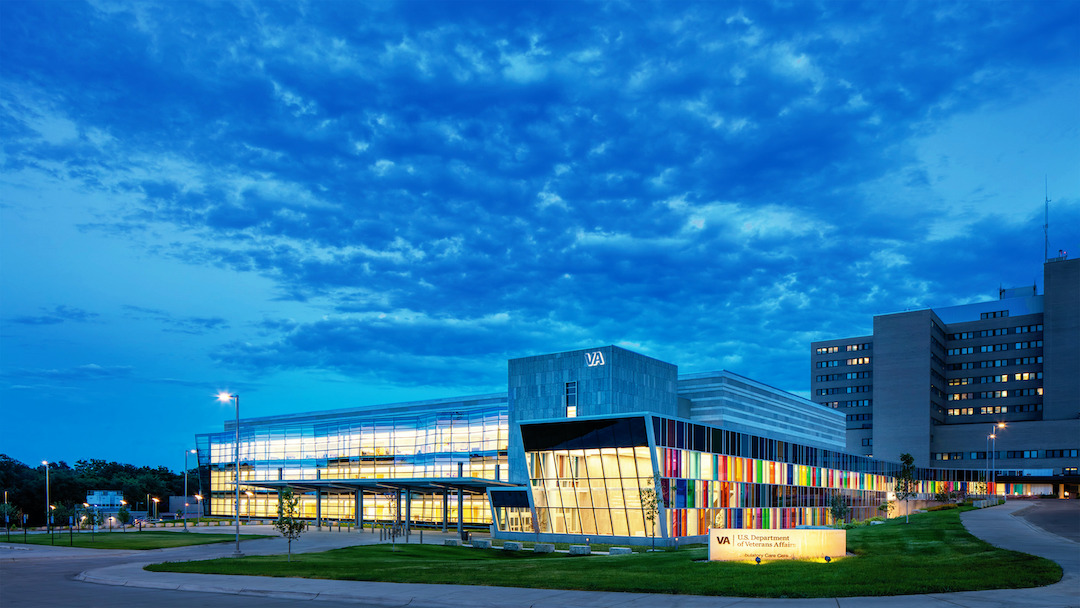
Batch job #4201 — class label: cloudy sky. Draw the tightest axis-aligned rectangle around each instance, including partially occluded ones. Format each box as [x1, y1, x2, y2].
[2, 1, 1077, 469]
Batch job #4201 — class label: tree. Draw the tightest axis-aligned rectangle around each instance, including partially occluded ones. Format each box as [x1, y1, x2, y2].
[117, 506, 132, 531]
[829, 494, 850, 527]
[895, 453, 917, 524]
[273, 488, 307, 562]
[639, 473, 661, 552]
[877, 501, 894, 520]
[0, 503, 19, 530]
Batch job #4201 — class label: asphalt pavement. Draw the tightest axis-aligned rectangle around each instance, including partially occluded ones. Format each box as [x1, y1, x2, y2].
[2, 501, 1077, 608]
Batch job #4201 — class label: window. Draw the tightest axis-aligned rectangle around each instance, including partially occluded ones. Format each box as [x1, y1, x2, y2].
[1014, 356, 1043, 365]
[947, 408, 974, 416]
[1012, 404, 1041, 413]
[816, 360, 840, 368]
[1013, 372, 1043, 381]
[565, 382, 577, 418]
[981, 310, 1009, 319]
[1012, 388, 1043, 397]
[934, 452, 964, 461]
[979, 406, 1007, 414]
[1014, 340, 1043, 350]
[1045, 449, 1079, 458]
[861, 438, 872, 446]
[846, 357, 871, 366]
[1005, 450, 1039, 459]
[845, 343, 872, 352]
[1065, 468, 1078, 475]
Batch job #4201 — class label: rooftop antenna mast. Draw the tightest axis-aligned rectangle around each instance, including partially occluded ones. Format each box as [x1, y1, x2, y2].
[1044, 176, 1050, 263]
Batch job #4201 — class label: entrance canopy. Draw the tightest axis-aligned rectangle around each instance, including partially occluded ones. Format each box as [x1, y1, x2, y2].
[244, 477, 521, 496]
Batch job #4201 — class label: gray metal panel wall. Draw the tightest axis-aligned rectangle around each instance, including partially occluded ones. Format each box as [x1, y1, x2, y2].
[872, 310, 935, 466]
[1043, 258, 1080, 420]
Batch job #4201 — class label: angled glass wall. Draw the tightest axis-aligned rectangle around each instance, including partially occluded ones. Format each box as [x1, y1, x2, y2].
[515, 414, 987, 540]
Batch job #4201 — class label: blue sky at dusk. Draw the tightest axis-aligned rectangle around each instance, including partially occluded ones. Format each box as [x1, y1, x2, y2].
[2, 1, 1078, 470]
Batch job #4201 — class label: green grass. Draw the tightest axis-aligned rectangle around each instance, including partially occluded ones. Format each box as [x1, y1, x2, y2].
[2, 531, 272, 550]
[146, 509, 1061, 598]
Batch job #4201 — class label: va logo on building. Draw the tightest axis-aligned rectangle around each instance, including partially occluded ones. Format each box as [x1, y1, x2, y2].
[716, 536, 731, 545]
[585, 351, 605, 367]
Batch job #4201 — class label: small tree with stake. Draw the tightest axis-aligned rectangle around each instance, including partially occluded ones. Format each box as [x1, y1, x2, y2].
[895, 453, 917, 524]
[273, 488, 307, 562]
[639, 473, 661, 552]
[117, 506, 131, 532]
[829, 494, 850, 527]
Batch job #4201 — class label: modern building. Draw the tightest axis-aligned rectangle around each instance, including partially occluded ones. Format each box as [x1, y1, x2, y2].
[811, 257, 1079, 499]
[198, 345, 986, 546]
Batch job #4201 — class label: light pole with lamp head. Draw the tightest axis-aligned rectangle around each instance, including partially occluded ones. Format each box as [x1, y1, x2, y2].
[217, 392, 243, 556]
[194, 494, 203, 527]
[184, 448, 196, 532]
[991, 422, 1006, 497]
[41, 461, 50, 534]
[152, 497, 159, 520]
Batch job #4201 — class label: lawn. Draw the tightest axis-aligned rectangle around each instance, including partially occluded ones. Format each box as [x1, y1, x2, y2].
[3, 531, 272, 550]
[146, 509, 1062, 598]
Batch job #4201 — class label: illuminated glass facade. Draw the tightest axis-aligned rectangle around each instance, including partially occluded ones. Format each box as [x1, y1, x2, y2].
[197, 395, 508, 525]
[196, 345, 1005, 544]
[505, 414, 984, 542]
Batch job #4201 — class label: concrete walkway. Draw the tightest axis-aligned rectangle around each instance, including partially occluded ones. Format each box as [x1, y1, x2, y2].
[38, 504, 1080, 607]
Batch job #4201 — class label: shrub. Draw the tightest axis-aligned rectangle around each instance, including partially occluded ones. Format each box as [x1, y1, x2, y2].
[926, 504, 959, 512]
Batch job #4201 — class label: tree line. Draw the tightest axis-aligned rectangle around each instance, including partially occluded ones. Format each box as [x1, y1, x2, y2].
[0, 454, 198, 527]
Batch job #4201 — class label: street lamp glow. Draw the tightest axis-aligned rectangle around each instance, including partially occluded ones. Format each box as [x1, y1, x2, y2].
[217, 391, 233, 403]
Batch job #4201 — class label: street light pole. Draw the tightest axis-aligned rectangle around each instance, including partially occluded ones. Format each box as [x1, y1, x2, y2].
[184, 448, 196, 532]
[41, 461, 50, 533]
[991, 422, 1006, 497]
[218, 392, 243, 556]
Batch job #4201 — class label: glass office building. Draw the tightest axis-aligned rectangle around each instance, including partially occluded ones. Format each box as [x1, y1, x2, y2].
[198, 345, 996, 545]
[197, 395, 511, 528]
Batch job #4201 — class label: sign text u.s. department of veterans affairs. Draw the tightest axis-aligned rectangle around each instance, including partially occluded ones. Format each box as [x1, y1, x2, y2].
[708, 528, 846, 561]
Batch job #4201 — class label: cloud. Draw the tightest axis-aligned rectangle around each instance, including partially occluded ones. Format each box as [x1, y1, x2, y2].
[3, 364, 133, 382]
[11, 305, 100, 325]
[1, 0, 1077, 406]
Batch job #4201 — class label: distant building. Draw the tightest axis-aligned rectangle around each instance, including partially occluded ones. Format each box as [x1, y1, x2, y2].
[811, 257, 1079, 498]
[85, 490, 124, 510]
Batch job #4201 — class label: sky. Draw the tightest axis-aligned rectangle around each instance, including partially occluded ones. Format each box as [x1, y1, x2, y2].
[2, 1, 1078, 471]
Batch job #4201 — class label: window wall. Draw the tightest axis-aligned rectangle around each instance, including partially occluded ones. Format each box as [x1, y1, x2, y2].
[517, 415, 987, 539]
[199, 400, 507, 525]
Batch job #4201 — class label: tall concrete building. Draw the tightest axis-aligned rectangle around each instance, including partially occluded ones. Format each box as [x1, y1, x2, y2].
[811, 257, 1079, 498]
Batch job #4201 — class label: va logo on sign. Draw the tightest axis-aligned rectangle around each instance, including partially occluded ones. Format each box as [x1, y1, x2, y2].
[585, 351, 605, 367]
[716, 536, 731, 545]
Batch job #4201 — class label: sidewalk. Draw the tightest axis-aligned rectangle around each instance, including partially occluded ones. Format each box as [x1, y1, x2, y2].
[71, 505, 1080, 608]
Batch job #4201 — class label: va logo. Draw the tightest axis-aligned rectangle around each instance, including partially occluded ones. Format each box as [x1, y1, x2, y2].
[716, 536, 731, 545]
[585, 351, 605, 367]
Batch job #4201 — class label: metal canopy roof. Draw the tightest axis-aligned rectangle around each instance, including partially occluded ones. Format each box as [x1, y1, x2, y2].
[243, 477, 521, 495]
